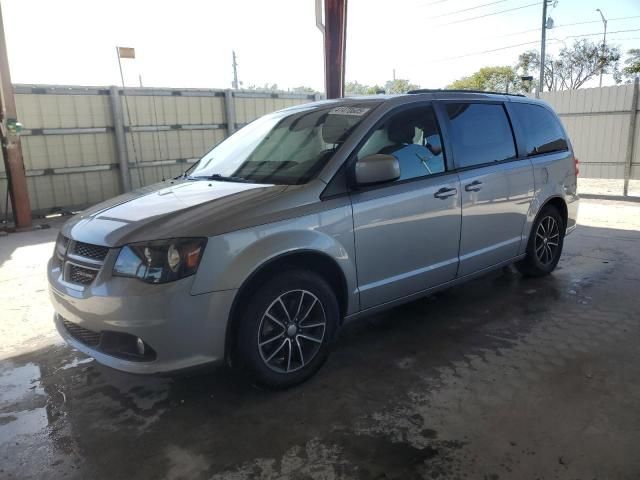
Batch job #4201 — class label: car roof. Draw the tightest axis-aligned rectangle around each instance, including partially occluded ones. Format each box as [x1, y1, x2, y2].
[276, 90, 551, 117]
[342, 90, 549, 107]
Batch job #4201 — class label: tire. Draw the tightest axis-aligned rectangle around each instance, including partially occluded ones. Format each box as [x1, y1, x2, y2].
[235, 269, 339, 388]
[516, 204, 565, 277]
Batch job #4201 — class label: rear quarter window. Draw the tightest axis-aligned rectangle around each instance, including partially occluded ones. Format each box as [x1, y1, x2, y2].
[510, 103, 568, 156]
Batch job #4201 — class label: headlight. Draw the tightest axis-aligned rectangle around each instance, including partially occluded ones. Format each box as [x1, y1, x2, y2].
[113, 238, 206, 284]
[54, 233, 69, 259]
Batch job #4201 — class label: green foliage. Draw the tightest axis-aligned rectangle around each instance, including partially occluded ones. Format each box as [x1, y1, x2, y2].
[345, 81, 384, 95]
[290, 86, 318, 93]
[623, 49, 640, 81]
[384, 79, 420, 94]
[345, 79, 419, 95]
[244, 83, 280, 92]
[448, 66, 522, 93]
[516, 39, 621, 91]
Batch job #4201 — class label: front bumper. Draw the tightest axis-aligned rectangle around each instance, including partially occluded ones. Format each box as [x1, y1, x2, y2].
[48, 258, 236, 374]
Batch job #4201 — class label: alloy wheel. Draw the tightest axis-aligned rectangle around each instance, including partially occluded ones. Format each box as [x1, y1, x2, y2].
[535, 215, 560, 265]
[257, 289, 326, 373]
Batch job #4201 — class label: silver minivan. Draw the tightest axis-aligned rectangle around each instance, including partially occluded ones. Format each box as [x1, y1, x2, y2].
[49, 90, 579, 387]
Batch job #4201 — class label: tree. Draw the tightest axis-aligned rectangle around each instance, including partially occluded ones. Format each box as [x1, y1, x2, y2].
[623, 49, 640, 82]
[290, 86, 317, 93]
[244, 83, 280, 91]
[384, 79, 420, 94]
[517, 39, 621, 91]
[345, 79, 420, 96]
[516, 50, 553, 91]
[345, 81, 383, 95]
[448, 66, 522, 93]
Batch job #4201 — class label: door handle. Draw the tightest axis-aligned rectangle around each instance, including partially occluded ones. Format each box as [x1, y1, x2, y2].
[464, 180, 483, 192]
[434, 187, 457, 199]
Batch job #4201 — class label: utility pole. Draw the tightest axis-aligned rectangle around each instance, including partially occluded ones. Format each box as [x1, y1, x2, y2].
[596, 8, 607, 87]
[538, 0, 549, 98]
[315, 0, 347, 98]
[231, 50, 239, 90]
[0, 2, 31, 229]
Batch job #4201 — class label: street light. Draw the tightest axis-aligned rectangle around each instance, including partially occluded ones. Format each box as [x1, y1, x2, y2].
[538, 0, 554, 98]
[596, 8, 607, 87]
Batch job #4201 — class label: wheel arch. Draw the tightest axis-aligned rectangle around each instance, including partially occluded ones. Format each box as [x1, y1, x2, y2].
[539, 195, 568, 229]
[521, 194, 569, 252]
[224, 249, 349, 366]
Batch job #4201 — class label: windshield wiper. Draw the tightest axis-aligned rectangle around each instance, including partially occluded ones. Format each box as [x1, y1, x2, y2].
[190, 173, 250, 183]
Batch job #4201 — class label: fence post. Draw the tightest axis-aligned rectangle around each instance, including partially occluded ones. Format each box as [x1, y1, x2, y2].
[623, 76, 639, 197]
[224, 89, 236, 137]
[109, 86, 131, 193]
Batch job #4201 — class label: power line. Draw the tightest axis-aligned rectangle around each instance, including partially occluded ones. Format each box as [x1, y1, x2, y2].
[479, 14, 640, 41]
[434, 40, 541, 62]
[488, 27, 540, 40]
[436, 2, 538, 27]
[555, 15, 640, 29]
[433, 27, 640, 64]
[431, 0, 507, 20]
[606, 36, 640, 41]
[560, 28, 640, 40]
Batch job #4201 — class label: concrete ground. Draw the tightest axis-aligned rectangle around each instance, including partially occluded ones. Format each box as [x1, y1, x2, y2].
[1, 199, 639, 480]
[577, 178, 640, 198]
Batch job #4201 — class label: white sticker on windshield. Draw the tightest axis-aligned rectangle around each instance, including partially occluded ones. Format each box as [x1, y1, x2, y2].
[329, 106, 371, 116]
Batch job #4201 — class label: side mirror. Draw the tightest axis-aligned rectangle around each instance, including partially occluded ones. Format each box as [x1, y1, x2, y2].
[354, 154, 400, 186]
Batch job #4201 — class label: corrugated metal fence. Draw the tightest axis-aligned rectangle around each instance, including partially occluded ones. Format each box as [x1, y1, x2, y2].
[3, 81, 639, 218]
[539, 79, 639, 195]
[0, 85, 318, 216]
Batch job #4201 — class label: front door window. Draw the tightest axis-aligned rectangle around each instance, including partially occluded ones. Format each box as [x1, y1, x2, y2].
[357, 105, 446, 181]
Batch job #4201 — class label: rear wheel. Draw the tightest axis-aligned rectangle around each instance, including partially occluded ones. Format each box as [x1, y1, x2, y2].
[235, 269, 338, 388]
[516, 204, 565, 277]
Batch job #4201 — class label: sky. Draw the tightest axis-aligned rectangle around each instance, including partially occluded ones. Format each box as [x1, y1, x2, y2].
[2, 0, 640, 92]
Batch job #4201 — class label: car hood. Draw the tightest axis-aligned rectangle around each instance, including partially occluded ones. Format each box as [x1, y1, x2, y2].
[61, 179, 290, 247]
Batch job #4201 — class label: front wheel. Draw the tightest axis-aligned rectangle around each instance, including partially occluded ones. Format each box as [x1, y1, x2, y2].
[516, 204, 565, 277]
[235, 270, 338, 388]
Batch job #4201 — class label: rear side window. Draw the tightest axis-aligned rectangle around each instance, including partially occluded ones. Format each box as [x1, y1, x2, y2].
[510, 103, 568, 156]
[445, 103, 516, 168]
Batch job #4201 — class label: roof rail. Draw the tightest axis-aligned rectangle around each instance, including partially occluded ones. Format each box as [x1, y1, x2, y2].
[407, 88, 525, 97]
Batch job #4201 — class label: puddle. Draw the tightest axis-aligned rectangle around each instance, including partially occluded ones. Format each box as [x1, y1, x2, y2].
[0, 407, 49, 441]
[59, 356, 94, 371]
[0, 362, 48, 443]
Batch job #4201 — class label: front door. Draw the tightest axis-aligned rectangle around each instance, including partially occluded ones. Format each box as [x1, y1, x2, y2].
[350, 104, 462, 309]
[441, 102, 534, 276]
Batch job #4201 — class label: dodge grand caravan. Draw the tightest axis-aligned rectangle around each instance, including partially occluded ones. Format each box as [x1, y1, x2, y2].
[49, 90, 579, 387]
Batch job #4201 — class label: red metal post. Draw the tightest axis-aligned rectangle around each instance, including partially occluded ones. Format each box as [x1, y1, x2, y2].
[0, 3, 31, 229]
[323, 0, 347, 99]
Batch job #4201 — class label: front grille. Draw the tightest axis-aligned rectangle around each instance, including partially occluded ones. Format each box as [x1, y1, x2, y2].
[68, 264, 98, 285]
[61, 318, 101, 347]
[55, 238, 109, 286]
[71, 241, 109, 261]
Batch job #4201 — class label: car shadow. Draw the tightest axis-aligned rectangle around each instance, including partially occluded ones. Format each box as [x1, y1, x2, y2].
[1, 223, 639, 479]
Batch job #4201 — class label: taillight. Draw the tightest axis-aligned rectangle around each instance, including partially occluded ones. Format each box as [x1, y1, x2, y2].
[574, 157, 579, 176]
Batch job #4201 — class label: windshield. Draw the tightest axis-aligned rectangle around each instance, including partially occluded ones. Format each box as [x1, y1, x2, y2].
[188, 102, 379, 185]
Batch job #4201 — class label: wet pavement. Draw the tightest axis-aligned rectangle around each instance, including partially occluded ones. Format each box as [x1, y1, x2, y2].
[1, 199, 640, 479]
